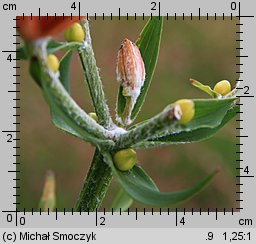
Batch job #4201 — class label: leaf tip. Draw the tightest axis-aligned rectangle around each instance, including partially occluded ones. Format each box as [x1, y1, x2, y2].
[207, 168, 220, 182]
[190, 78, 196, 84]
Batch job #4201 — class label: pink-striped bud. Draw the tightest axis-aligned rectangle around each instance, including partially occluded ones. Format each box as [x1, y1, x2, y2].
[117, 38, 145, 98]
[116, 38, 145, 125]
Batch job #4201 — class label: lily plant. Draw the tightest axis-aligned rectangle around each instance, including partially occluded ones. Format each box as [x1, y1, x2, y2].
[17, 16, 239, 212]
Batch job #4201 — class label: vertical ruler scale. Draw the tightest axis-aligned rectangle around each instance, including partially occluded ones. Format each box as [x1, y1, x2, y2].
[235, 2, 256, 223]
[235, 2, 244, 212]
[0, 1, 255, 243]
[12, 16, 21, 210]
[0, 5, 25, 228]
[1, 12, 21, 210]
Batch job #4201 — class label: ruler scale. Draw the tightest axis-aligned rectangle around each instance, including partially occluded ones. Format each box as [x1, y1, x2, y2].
[0, 0, 255, 243]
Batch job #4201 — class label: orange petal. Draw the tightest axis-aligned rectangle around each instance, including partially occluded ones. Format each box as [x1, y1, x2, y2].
[16, 16, 84, 41]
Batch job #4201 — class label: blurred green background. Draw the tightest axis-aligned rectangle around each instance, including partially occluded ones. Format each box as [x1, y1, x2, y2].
[18, 17, 239, 211]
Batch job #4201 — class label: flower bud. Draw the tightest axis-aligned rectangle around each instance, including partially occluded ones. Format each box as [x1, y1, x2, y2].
[113, 148, 137, 171]
[116, 39, 145, 97]
[116, 39, 145, 125]
[89, 112, 98, 122]
[117, 38, 145, 97]
[47, 54, 59, 73]
[213, 80, 231, 96]
[174, 99, 195, 125]
[64, 23, 85, 42]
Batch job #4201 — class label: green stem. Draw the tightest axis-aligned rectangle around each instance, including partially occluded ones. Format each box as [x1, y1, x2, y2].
[116, 105, 180, 149]
[122, 96, 133, 125]
[31, 39, 115, 210]
[75, 149, 113, 212]
[32, 41, 114, 148]
[78, 19, 113, 129]
[33, 21, 118, 211]
[75, 20, 116, 211]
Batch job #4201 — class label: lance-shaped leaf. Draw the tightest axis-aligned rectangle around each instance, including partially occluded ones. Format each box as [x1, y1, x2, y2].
[190, 78, 240, 99]
[190, 78, 219, 98]
[111, 189, 134, 212]
[29, 56, 42, 87]
[42, 80, 114, 148]
[134, 105, 239, 148]
[17, 40, 82, 60]
[47, 40, 82, 54]
[39, 170, 56, 212]
[104, 153, 217, 207]
[43, 77, 113, 147]
[117, 17, 163, 125]
[59, 49, 74, 94]
[29, 45, 114, 148]
[30, 50, 106, 145]
[182, 98, 235, 130]
[28, 46, 75, 89]
[16, 44, 28, 60]
[118, 98, 236, 149]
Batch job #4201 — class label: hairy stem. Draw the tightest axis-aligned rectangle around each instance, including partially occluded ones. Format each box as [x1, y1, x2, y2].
[75, 20, 115, 211]
[31, 41, 113, 210]
[32, 40, 114, 148]
[78, 19, 113, 129]
[75, 149, 113, 212]
[116, 105, 181, 149]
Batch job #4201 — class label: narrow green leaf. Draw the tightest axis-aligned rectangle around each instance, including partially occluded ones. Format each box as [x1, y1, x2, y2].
[47, 40, 67, 54]
[29, 51, 89, 140]
[111, 188, 133, 212]
[104, 153, 217, 207]
[29, 57, 42, 87]
[17, 40, 82, 60]
[30, 51, 110, 146]
[191, 79, 240, 99]
[47, 40, 82, 54]
[117, 86, 126, 120]
[118, 98, 236, 149]
[124, 165, 159, 191]
[133, 17, 163, 120]
[59, 49, 74, 94]
[134, 105, 239, 148]
[184, 98, 235, 130]
[17, 45, 28, 60]
[117, 17, 163, 123]
[190, 79, 219, 98]
[42, 82, 113, 147]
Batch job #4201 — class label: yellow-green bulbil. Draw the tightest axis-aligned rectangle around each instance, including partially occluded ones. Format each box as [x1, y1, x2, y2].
[113, 149, 137, 171]
[47, 54, 59, 73]
[213, 80, 231, 96]
[64, 23, 85, 42]
[174, 99, 195, 125]
[89, 112, 98, 122]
